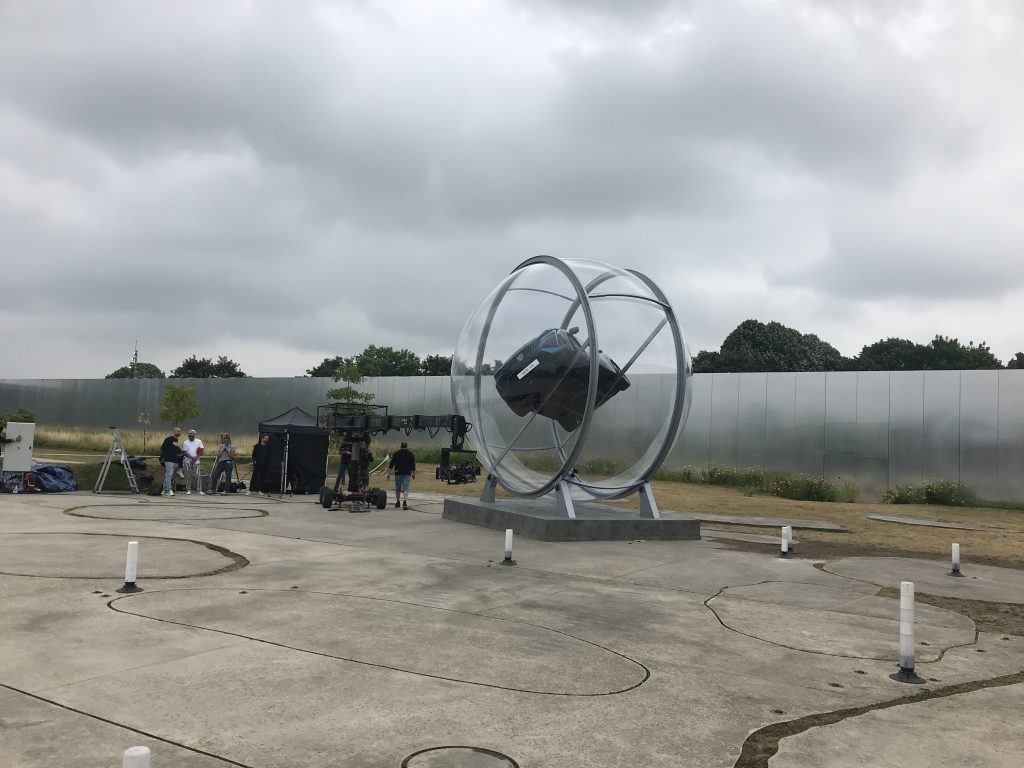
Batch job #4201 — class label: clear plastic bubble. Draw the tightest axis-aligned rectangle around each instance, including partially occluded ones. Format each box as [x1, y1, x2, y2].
[452, 257, 692, 500]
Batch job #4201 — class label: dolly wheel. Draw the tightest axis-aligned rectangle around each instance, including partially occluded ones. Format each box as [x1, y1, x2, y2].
[320, 485, 334, 509]
[375, 489, 387, 509]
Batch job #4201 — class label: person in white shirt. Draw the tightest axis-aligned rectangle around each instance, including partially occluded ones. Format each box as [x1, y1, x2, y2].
[181, 428, 205, 495]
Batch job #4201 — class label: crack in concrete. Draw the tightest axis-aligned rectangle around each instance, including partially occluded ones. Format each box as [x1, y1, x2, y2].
[0, 531, 249, 579]
[702, 580, 979, 663]
[733, 670, 1024, 768]
[106, 586, 652, 697]
[64, 502, 270, 521]
[0, 681, 258, 767]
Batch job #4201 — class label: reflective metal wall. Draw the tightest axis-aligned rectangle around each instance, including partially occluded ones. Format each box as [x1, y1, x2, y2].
[665, 369, 1024, 502]
[3, 370, 1023, 501]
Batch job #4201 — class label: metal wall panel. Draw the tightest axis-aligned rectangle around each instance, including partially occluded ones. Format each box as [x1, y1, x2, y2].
[854, 371, 891, 496]
[4, 370, 1024, 501]
[888, 372, 924, 487]
[823, 373, 858, 486]
[764, 373, 797, 473]
[959, 370, 999, 493]
[997, 371, 1024, 501]
[675, 374, 711, 469]
[922, 370, 960, 484]
[736, 373, 767, 470]
[792, 372, 826, 476]
[708, 373, 740, 468]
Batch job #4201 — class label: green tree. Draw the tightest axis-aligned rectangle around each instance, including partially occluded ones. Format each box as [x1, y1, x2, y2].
[923, 336, 1002, 370]
[421, 354, 453, 376]
[706, 320, 850, 372]
[171, 355, 248, 378]
[0, 407, 36, 432]
[306, 356, 355, 377]
[853, 338, 929, 371]
[159, 385, 201, 425]
[325, 360, 374, 405]
[353, 345, 422, 376]
[106, 362, 165, 379]
[691, 350, 723, 373]
[1006, 352, 1024, 369]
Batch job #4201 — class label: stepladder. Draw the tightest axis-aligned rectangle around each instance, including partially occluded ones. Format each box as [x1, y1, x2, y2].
[93, 427, 139, 494]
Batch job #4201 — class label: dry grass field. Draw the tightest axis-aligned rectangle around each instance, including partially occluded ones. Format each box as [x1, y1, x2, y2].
[416, 471, 1024, 569]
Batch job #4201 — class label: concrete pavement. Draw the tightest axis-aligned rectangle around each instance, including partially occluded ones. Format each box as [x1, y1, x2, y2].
[1, 490, 1021, 767]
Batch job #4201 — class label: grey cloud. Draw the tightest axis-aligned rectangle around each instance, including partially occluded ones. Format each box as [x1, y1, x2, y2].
[551, 2, 976, 185]
[2, 0, 1022, 377]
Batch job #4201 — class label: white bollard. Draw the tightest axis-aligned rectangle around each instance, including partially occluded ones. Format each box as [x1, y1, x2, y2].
[950, 543, 963, 577]
[116, 541, 143, 594]
[899, 581, 914, 671]
[787, 525, 795, 553]
[501, 528, 516, 566]
[779, 526, 791, 557]
[123, 746, 151, 768]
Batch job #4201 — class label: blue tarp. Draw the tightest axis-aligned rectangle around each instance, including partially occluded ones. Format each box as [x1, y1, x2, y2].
[1, 462, 78, 493]
[32, 462, 78, 492]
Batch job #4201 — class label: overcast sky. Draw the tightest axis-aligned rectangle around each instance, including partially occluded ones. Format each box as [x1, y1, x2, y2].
[2, 0, 1021, 378]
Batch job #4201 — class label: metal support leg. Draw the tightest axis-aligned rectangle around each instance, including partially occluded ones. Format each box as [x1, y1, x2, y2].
[480, 474, 497, 503]
[555, 480, 576, 519]
[638, 481, 661, 519]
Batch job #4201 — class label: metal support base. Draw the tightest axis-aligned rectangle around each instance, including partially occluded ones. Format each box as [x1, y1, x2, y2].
[480, 474, 498, 503]
[500, 557, 517, 566]
[949, 568, 964, 577]
[638, 482, 661, 519]
[555, 481, 576, 519]
[116, 582, 143, 594]
[889, 666, 926, 684]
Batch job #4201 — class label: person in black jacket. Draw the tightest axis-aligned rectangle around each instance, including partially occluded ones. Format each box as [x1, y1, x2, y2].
[248, 433, 272, 496]
[387, 442, 416, 510]
[159, 427, 183, 497]
[333, 439, 353, 494]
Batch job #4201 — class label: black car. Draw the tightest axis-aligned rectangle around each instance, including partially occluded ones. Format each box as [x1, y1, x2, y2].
[494, 328, 630, 432]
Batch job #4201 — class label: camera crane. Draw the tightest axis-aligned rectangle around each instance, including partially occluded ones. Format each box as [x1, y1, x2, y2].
[315, 403, 479, 511]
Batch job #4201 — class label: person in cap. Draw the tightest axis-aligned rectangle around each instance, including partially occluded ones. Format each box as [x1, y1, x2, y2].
[387, 441, 416, 510]
[181, 428, 205, 495]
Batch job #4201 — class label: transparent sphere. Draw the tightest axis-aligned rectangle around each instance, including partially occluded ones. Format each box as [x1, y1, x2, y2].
[452, 256, 692, 500]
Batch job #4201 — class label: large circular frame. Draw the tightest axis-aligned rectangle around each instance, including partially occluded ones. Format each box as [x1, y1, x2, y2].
[452, 256, 691, 502]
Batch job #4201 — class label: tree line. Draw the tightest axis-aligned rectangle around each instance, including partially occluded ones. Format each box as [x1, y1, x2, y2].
[106, 355, 249, 379]
[106, 322, 1024, 381]
[691, 320, 1023, 373]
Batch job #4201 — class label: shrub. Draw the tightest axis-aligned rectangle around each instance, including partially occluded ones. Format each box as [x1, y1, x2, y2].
[885, 479, 974, 506]
[0, 407, 36, 431]
[883, 484, 923, 504]
[923, 479, 975, 506]
[768, 473, 838, 502]
[664, 463, 842, 503]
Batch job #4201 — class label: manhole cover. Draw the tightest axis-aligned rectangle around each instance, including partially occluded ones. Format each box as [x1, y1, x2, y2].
[402, 746, 519, 767]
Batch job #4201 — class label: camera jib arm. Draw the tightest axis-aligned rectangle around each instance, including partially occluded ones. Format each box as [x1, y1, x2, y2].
[316, 404, 471, 450]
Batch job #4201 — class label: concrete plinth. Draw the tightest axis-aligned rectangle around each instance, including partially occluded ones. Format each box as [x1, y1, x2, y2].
[442, 496, 701, 541]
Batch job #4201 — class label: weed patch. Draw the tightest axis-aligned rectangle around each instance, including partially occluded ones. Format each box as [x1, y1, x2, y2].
[884, 479, 976, 506]
[666, 464, 846, 503]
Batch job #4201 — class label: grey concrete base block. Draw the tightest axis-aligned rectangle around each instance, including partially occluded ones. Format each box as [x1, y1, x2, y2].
[442, 497, 701, 541]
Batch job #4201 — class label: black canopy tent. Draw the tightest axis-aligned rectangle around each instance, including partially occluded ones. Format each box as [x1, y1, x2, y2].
[258, 407, 330, 494]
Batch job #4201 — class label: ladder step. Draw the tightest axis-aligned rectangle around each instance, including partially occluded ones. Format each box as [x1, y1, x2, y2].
[93, 427, 140, 494]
